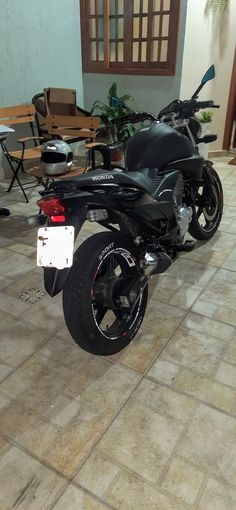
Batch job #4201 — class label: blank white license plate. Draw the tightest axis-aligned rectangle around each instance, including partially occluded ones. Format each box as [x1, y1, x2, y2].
[37, 226, 75, 269]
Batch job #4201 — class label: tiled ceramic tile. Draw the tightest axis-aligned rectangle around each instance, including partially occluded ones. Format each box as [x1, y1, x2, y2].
[161, 457, 204, 505]
[3, 270, 44, 298]
[0, 275, 12, 290]
[0, 252, 36, 278]
[0, 315, 49, 368]
[0, 236, 13, 248]
[110, 326, 167, 373]
[11, 338, 141, 419]
[0, 447, 66, 510]
[8, 242, 36, 256]
[193, 300, 236, 327]
[192, 272, 236, 327]
[144, 300, 185, 337]
[195, 276, 236, 309]
[215, 361, 236, 388]
[224, 335, 236, 365]
[161, 325, 225, 376]
[166, 258, 216, 286]
[178, 404, 236, 486]
[20, 296, 64, 333]
[150, 275, 203, 309]
[97, 399, 183, 483]
[0, 291, 31, 317]
[52, 485, 110, 510]
[0, 247, 10, 262]
[0, 400, 59, 459]
[132, 378, 196, 424]
[70, 363, 140, 418]
[0, 435, 11, 457]
[182, 232, 236, 267]
[45, 405, 108, 477]
[74, 451, 119, 498]
[106, 471, 187, 510]
[48, 397, 81, 428]
[182, 311, 234, 342]
[56, 325, 75, 344]
[0, 363, 12, 383]
[223, 247, 236, 271]
[215, 267, 236, 284]
[174, 369, 236, 412]
[197, 477, 236, 510]
[147, 359, 181, 385]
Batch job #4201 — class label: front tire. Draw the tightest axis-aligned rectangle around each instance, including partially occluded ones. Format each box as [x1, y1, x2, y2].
[189, 164, 223, 241]
[63, 232, 148, 355]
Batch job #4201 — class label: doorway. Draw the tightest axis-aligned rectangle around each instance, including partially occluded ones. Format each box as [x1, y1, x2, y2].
[223, 46, 236, 155]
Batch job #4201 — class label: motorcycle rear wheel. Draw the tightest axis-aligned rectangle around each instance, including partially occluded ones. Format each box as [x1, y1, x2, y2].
[62, 232, 148, 355]
[189, 164, 223, 241]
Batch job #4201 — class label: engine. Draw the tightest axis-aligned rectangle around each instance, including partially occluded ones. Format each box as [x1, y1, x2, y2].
[174, 175, 192, 239]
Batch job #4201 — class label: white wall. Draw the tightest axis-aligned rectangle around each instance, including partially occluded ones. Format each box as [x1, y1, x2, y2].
[180, 0, 236, 150]
[0, 0, 83, 107]
[0, 0, 84, 178]
[84, 1, 188, 118]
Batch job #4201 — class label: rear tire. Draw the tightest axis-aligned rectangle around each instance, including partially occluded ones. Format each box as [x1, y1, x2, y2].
[62, 232, 148, 355]
[189, 164, 223, 241]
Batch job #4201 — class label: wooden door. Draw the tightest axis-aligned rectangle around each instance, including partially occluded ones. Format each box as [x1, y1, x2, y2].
[223, 47, 236, 150]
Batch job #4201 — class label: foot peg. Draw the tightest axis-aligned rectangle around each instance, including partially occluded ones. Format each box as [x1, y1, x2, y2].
[177, 240, 196, 252]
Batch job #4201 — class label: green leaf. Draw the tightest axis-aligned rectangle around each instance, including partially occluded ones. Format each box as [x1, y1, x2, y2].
[120, 94, 132, 102]
[108, 82, 118, 103]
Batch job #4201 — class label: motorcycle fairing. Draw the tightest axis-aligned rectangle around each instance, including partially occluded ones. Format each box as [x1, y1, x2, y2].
[164, 155, 204, 181]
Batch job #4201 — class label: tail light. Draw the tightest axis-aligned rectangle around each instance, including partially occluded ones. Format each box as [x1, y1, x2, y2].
[50, 215, 66, 223]
[37, 197, 66, 216]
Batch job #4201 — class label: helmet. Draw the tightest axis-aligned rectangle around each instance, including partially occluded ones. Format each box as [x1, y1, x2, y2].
[41, 140, 73, 176]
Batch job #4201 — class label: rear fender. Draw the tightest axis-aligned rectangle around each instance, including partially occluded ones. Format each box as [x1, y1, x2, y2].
[43, 212, 85, 297]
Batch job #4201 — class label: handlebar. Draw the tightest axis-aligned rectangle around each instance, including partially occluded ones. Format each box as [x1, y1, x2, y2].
[158, 99, 220, 120]
[195, 100, 220, 109]
[110, 111, 157, 126]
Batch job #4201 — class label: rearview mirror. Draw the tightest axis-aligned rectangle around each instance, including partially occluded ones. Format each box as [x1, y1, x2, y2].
[201, 65, 215, 84]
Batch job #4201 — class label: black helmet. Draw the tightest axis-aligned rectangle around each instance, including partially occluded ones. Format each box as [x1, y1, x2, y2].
[41, 140, 73, 176]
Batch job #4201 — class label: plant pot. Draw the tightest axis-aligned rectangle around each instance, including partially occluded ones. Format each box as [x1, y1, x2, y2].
[110, 149, 125, 168]
[95, 126, 114, 144]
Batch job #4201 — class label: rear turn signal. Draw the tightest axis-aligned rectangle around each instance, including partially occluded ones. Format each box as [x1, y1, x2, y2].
[37, 197, 65, 216]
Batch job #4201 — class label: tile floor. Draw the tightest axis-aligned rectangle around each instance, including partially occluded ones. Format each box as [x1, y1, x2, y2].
[0, 157, 236, 509]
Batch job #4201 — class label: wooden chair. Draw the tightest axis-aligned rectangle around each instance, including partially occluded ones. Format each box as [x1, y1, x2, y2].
[45, 113, 100, 140]
[44, 87, 77, 116]
[0, 104, 44, 202]
[45, 114, 110, 169]
[32, 88, 92, 143]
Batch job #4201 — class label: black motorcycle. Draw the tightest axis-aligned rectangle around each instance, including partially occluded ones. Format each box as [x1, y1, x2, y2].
[37, 65, 223, 355]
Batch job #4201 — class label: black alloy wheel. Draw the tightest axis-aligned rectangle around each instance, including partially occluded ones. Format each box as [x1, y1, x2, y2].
[63, 232, 148, 355]
[189, 165, 223, 241]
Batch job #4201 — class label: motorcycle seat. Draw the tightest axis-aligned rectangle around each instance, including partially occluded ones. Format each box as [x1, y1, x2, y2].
[51, 167, 159, 196]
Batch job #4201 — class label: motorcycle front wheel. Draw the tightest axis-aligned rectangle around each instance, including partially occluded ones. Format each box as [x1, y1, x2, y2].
[189, 164, 223, 241]
[62, 232, 148, 355]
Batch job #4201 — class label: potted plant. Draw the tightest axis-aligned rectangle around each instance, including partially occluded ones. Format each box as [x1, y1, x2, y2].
[91, 83, 136, 164]
[197, 110, 213, 125]
[197, 111, 213, 159]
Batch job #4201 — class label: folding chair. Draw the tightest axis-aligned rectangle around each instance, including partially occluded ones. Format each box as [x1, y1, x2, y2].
[0, 104, 44, 202]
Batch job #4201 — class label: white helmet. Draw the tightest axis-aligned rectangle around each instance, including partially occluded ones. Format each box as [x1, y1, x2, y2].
[41, 140, 73, 176]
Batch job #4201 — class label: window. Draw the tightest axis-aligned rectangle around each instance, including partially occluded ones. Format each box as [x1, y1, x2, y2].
[80, 0, 180, 75]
